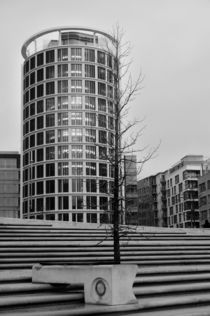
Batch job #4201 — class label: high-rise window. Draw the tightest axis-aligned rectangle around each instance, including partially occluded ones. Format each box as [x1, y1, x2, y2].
[58, 179, 69, 192]
[86, 162, 96, 176]
[72, 162, 83, 175]
[58, 96, 68, 110]
[97, 51, 105, 64]
[71, 48, 82, 61]
[85, 113, 96, 126]
[58, 162, 69, 176]
[58, 64, 68, 77]
[58, 129, 68, 142]
[71, 96, 82, 109]
[85, 81, 95, 94]
[71, 80, 82, 93]
[86, 146, 96, 159]
[86, 179, 97, 192]
[46, 50, 55, 63]
[58, 80, 68, 93]
[46, 98, 55, 111]
[46, 147, 55, 160]
[46, 130, 55, 143]
[72, 145, 83, 159]
[46, 66, 55, 79]
[85, 65, 95, 78]
[98, 67, 106, 80]
[58, 145, 69, 159]
[72, 196, 83, 209]
[71, 128, 82, 142]
[85, 49, 95, 62]
[58, 48, 68, 61]
[71, 112, 82, 125]
[85, 129, 96, 143]
[58, 112, 68, 126]
[72, 179, 83, 192]
[71, 64, 82, 77]
[85, 96, 95, 110]
[46, 114, 55, 127]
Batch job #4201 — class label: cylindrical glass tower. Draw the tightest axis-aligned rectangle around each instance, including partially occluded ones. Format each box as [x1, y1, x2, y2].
[21, 27, 116, 224]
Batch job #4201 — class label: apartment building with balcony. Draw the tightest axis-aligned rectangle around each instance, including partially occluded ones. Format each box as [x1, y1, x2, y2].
[165, 155, 204, 228]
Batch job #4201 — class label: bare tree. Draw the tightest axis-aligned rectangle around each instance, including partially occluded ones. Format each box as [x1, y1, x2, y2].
[104, 25, 158, 264]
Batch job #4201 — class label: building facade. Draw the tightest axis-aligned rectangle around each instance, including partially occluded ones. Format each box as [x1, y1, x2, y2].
[137, 172, 167, 227]
[21, 27, 116, 223]
[124, 155, 138, 225]
[198, 167, 210, 227]
[165, 155, 204, 228]
[0, 152, 20, 218]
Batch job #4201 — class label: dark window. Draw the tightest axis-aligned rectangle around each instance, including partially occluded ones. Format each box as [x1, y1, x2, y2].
[46, 98, 55, 111]
[98, 98, 106, 112]
[46, 130, 55, 143]
[37, 165, 43, 178]
[37, 53, 44, 66]
[99, 163, 107, 177]
[98, 67, 106, 80]
[85, 49, 95, 62]
[37, 100, 44, 113]
[97, 51, 105, 64]
[46, 147, 55, 160]
[46, 114, 55, 127]
[46, 81, 55, 95]
[98, 82, 106, 96]
[46, 180, 55, 193]
[46, 66, 55, 79]
[37, 68, 44, 82]
[36, 181, 43, 195]
[85, 64, 95, 78]
[30, 103, 35, 116]
[99, 180, 108, 193]
[37, 148, 43, 162]
[37, 116, 43, 129]
[37, 84, 44, 97]
[30, 87, 35, 100]
[86, 196, 97, 210]
[46, 197, 55, 210]
[46, 163, 55, 177]
[30, 72, 35, 85]
[30, 56, 35, 70]
[85, 80, 95, 94]
[99, 130, 107, 143]
[86, 179, 97, 193]
[30, 119, 35, 132]
[30, 134, 35, 147]
[100, 196, 108, 210]
[99, 146, 107, 159]
[46, 50, 55, 63]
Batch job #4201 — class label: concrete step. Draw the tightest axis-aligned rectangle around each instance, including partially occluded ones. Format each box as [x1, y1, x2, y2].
[0, 292, 83, 308]
[134, 281, 210, 296]
[2, 293, 210, 316]
[3, 249, 210, 258]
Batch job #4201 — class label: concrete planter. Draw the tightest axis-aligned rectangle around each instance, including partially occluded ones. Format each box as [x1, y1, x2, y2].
[32, 264, 138, 305]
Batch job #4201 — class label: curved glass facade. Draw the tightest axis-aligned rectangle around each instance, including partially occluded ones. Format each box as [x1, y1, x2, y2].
[21, 28, 116, 223]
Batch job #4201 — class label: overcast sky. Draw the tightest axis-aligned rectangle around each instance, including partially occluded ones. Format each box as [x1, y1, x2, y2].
[0, 0, 209, 178]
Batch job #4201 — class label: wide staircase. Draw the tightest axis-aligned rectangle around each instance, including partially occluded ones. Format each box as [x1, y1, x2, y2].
[1, 219, 210, 315]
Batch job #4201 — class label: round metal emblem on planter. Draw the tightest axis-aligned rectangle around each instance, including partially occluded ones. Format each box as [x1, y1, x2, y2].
[95, 279, 106, 296]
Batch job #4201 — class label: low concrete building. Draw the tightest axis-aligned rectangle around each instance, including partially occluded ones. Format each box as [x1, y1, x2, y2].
[0, 152, 20, 218]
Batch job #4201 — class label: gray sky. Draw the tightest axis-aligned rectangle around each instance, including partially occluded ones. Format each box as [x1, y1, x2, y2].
[0, 0, 209, 178]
